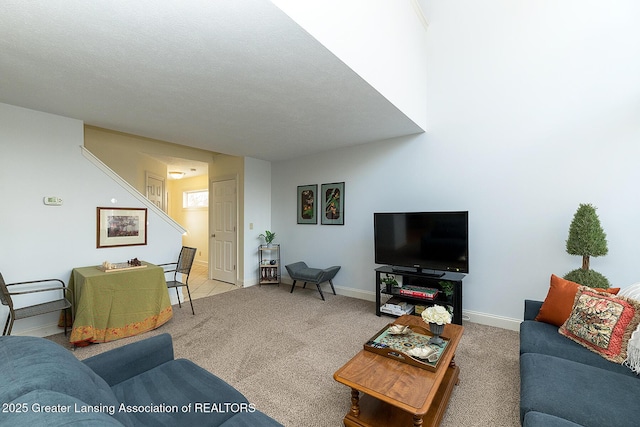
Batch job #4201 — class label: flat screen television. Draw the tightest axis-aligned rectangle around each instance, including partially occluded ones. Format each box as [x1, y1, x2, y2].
[374, 211, 469, 275]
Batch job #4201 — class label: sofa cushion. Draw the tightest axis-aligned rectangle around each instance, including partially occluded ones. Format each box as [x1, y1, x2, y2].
[559, 286, 640, 363]
[524, 300, 544, 321]
[0, 336, 129, 425]
[83, 333, 174, 387]
[523, 411, 584, 427]
[520, 353, 640, 427]
[520, 320, 635, 377]
[3, 389, 124, 426]
[111, 358, 252, 426]
[535, 275, 619, 327]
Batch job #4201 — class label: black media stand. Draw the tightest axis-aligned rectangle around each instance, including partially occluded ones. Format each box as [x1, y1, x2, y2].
[375, 265, 464, 325]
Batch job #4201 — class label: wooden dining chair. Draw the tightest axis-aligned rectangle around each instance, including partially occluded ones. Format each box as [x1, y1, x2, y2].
[160, 246, 197, 315]
[0, 272, 72, 336]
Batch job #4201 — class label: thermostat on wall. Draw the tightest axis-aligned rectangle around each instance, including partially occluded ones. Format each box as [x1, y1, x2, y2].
[43, 196, 63, 206]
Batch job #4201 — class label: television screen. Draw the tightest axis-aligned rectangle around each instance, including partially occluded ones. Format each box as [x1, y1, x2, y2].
[374, 211, 468, 273]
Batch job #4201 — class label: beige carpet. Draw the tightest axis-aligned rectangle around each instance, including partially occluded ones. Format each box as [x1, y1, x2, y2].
[47, 284, 520, 427]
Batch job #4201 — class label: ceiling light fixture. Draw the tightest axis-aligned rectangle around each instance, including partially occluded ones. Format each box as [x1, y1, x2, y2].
[168, 171, 185, 179]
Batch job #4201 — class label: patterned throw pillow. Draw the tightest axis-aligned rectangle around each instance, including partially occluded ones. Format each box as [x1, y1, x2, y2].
[535, 274, 620, 327]
[559, 286, 640, 363]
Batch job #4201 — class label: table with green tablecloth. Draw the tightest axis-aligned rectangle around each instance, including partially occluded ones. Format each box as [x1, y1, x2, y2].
[68, 262, 172, 345]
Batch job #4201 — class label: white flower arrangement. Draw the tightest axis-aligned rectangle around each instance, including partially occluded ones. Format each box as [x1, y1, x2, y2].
[421, 305, 452, 326]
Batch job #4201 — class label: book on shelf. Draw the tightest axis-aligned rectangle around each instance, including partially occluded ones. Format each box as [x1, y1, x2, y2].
[384, 297, 408, 310]
[380, 298, 415, 316]
[399, 286, 439, 300]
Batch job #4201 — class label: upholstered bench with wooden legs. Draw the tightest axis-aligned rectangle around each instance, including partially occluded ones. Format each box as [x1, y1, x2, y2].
[285, 262, 341, 301]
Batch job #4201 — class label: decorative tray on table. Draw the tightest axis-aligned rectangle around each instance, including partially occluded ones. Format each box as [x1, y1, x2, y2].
[97, 259, 147, 273]
[364, 323, 450, 371]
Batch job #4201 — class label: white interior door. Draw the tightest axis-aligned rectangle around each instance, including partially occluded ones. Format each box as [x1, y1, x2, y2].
[145, 172, 166, 212]
[211, 179, 237, 284]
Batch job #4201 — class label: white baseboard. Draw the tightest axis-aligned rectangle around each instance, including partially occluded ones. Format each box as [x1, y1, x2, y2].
[328, 283, 521, 331]
[240, 278, 257, 287]
[333, 284, 376, 301]
[461, 310, 521, 331]
[13, 323, 67, 338]
[284, 279, 359, 297]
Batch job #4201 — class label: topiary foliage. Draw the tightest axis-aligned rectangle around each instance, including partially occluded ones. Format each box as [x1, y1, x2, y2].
[564, 203, 610, 288]
[566, 204, 608, 261]
[564, 268, 610, 289]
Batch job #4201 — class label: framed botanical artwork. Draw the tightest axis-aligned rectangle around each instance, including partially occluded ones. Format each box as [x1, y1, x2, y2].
[297, 184, 317, 224]
[97, 207, 148, 248]
[321, 182, 345, 225]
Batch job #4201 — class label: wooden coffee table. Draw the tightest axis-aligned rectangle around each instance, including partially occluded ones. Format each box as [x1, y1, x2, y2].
[333, 315, 463, 427]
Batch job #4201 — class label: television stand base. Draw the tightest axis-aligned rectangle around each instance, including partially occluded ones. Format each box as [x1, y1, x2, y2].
[391, 267, 445, 278]
[376, 266, 464, 325]
[416, 269, 445, 278]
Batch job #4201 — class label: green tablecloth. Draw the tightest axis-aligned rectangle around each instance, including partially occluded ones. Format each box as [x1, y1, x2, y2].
[68, 262, 172, 345]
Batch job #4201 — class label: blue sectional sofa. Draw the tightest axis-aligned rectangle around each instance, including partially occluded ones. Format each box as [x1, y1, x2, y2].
[0, 333, 283, 426]
[520, 300, 640, 427]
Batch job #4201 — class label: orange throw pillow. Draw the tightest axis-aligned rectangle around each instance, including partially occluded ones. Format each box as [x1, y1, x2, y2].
[535, 274, 620, 326]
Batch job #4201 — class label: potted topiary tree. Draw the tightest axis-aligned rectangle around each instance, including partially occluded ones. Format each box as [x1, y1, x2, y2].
[564, 203, 610, 289]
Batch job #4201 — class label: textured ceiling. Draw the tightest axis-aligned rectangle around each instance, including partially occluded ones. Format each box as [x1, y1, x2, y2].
[0, 0, 422, 161]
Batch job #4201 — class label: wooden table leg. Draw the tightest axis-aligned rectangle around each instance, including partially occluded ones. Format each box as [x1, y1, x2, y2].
[350, 388, 360, 418]
[450, 354, 460, 385]
[413, 414, 423, 427]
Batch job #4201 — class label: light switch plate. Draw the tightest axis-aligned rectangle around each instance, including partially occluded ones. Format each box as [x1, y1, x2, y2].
[43, 196, 63, 206]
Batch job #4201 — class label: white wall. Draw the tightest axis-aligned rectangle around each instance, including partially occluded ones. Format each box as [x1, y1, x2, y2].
[270, 0, 640, 328]
[243, 157, 272, 286]
[0, 103, 183, 336]
[272, 0, 428, 130]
